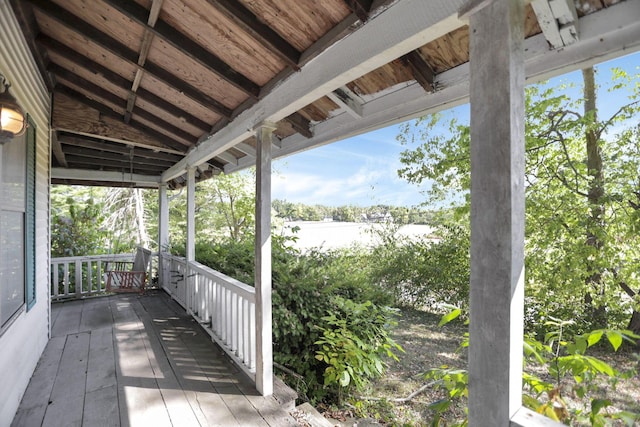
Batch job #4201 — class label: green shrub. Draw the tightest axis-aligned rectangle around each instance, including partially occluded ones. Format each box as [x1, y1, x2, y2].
[315, 297, 403, 398]
[180, 235, 399, 403]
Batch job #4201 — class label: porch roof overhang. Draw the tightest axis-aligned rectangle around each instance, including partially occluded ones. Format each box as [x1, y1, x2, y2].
[10, 0, 640, 189]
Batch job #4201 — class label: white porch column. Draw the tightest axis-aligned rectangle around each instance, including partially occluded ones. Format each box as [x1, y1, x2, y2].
[462, 0, 526, 425]
[159, 184, 169, 250]
[158, 183, 169, 288]
[186, 167, 196, 313]
[255, 121, 276, 396]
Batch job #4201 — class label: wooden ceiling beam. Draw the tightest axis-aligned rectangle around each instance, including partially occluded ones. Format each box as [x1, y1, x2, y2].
[531, 0, 579, 48]
[342, 0, 374, 22]
[284, 113, 313, 139]
[102, 0, 260, 97]
[54, 87, 187, 152]
[28, 0, 233, 119]
[215, 151, 239, 166]
[37, 35, 210, 132]
[50, 64, 196, 146]
[64, 155, 169, 173]
[58, 134, 183, 163]
[204, 0, 300, 69]
[402, 50, 436, 92]
[51, 168, 161, 188]
[325, 86, 363, 118]
[61, 145, 176, 168]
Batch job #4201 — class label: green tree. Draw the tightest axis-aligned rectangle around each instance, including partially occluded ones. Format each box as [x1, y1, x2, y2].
[51, 186, 108, 256]
[397, 65, 640, 335]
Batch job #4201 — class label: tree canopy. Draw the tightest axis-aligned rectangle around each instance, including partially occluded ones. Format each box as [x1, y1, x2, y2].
[397, 65, 640, 334]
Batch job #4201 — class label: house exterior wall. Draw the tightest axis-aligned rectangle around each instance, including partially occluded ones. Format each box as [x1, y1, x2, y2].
[0, 1, 51, 424]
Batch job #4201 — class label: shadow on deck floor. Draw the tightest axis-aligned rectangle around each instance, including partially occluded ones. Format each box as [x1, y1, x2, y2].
[12, 291, 298, 427]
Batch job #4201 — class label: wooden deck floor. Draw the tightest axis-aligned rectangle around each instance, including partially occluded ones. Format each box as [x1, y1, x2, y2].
[12, 291, 299, 427]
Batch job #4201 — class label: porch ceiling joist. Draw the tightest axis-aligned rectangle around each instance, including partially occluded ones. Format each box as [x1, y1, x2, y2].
[162, 0, 467, 183]
[101, 0, 260, 98]
[37, 35, 210, 133]
[325, 86, 364, 119]
[51, 168, 161, 188]
[225, 0, 640, 174]
[531, 0, 579, 48]
[203, 0, 301, 69]
[54, 86, 188, 152]
[50, 64, 196, 147]
[27, 0, 234, 120]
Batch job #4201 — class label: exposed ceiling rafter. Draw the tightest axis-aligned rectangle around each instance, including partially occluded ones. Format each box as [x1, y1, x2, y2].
[204, 0, 301, 69]
[37, 35, 210, 132]
[531, 0, 579, 48]
[284, 112, 313, 138]
[50, 64, 195, 146]
[102, 0, 260, 98]
[342, 0, 374, 22]
[402, 50, 436, 92]
[28, 0, 234, 119]
[54, 85, 188, 152]
[325, 86, 364, 118]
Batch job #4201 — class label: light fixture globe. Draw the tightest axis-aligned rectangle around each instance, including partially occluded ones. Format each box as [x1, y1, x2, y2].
[0, 75, 27, 144]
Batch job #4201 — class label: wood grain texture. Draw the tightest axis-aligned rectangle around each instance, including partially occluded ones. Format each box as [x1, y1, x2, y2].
[139, 73, 222, 125]
[35, 13, 138, 82]
[161, 0, 287, 85]
[54, 0, 145, 52]
[13, 293, 298, 426]
[147, 38, 249, 109]
[241, 0, 352, 51]
[52, 93, 171, 150]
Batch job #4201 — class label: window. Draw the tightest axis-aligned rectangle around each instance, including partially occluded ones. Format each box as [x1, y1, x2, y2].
[0, 115, 36, 331]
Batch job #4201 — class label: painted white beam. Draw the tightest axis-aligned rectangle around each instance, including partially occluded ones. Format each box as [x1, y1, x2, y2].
[325, 86, 364, 118]
[235, 142, 257, 157]
[185, 167, 196, 316]
[186, 167, 195, 263]
[531, 0, 563, 48]
[158, 184, 169, 251]
[51, 168, 161, 187]
[225, 0, 640, 174]
[254, 121, 276, 397]
[216, 151, 239, 166]
[161, 0, 466, 182]
[531, 0, 578, 48]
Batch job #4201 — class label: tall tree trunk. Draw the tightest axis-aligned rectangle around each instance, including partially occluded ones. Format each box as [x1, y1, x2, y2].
[583, 67, 607, 328]
[135, 188, 150, 248]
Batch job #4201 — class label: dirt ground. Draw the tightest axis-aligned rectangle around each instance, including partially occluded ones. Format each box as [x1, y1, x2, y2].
[338, 307, 640, 426]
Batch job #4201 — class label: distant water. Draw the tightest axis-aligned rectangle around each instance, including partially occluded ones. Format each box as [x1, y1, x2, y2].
[277, 221, 436, 251]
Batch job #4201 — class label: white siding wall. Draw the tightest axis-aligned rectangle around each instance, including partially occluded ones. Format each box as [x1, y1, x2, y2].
[0, 1, 51, 424]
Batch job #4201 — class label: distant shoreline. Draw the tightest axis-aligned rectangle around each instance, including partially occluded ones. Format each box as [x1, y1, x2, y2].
[278, 221, 436, 251]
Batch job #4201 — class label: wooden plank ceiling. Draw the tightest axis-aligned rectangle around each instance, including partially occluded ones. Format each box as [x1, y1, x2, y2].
[9, 0, 630, 188]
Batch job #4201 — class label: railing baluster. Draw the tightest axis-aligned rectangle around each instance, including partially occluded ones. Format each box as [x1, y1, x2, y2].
[52, 253, 258, 379]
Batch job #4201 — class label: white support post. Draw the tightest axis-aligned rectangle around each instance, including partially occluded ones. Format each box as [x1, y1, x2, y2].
[158, 183, 169, 289]
[463, 0, 526, 425]
[186, 167, 196, 313]
[255, 121, 276, 396]
[159, 184, 169, 251]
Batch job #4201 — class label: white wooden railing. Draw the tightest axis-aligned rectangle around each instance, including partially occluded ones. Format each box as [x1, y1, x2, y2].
[158, 252, 257, 378]
[51, 253, 131, 300]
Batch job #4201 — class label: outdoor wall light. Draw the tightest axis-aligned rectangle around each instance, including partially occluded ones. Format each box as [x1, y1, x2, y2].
[0, 73, 27, 144]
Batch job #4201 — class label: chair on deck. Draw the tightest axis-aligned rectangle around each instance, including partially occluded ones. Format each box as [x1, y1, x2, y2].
[106, 246, 152, 294]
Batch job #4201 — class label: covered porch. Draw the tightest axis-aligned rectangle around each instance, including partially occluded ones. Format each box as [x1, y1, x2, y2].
[12, 291, 298, 427]
[1, 0, 639, 425]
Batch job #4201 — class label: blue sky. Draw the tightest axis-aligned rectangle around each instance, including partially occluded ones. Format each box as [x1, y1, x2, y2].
[272, 52, 639, 208]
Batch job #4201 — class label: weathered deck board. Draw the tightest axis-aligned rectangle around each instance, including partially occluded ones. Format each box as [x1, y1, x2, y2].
[12, 291, 298, 427]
